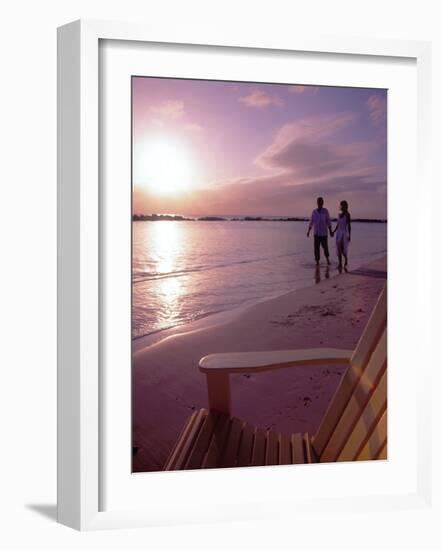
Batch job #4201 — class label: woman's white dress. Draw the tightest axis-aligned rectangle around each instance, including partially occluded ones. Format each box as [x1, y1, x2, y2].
[335, 214, 350, 255]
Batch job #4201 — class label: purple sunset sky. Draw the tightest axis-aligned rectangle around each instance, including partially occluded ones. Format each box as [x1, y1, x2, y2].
[132, 77, 387, 218]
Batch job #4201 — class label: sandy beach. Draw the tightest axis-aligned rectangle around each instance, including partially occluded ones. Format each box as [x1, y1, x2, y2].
[133, 256, 387, 472]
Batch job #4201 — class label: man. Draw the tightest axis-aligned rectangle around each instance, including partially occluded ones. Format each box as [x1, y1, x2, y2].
[307, 197, 333, 265]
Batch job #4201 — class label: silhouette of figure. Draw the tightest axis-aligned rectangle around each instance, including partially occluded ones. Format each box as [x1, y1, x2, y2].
[307, 197, 333, 265]
[331, 200, 351, 271]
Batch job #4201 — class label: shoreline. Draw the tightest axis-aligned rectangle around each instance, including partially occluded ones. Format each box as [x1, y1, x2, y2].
[133, 251, 387, 351]
[133, 255, 387, 472]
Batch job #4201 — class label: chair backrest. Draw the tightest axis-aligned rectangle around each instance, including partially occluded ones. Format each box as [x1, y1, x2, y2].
[312, 284, 387, 462]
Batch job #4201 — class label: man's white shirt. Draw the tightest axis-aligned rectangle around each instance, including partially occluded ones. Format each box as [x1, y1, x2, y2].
[310, 208, 331, 237]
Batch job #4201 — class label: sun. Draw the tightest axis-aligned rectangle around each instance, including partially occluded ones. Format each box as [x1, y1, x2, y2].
[134, 136, 195, 195]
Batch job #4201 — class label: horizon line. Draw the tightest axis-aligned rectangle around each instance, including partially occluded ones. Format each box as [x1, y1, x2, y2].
[132, 213, 388, 222]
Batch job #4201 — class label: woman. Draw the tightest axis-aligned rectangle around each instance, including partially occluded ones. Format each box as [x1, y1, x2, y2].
[332, 200, 351, 271]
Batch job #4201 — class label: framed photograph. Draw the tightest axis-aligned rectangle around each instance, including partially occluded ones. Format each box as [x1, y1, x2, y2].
[131, 75, 389, 475]
[57, 20, 433, 530]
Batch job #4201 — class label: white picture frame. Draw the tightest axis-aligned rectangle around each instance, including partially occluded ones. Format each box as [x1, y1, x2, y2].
[57, 19, 433, 531]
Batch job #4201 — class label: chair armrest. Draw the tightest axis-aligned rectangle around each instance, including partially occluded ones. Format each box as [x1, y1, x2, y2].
[199, 348, 353, 374]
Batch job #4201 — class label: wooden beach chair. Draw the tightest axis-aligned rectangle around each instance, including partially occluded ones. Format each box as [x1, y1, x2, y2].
[164, 285, 387, 470]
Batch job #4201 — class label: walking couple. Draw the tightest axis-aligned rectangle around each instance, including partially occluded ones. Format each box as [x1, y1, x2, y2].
[307, 196, 351, 271]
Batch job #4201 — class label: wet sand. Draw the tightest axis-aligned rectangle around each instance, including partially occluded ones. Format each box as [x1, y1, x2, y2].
[132, 256, 387, 472]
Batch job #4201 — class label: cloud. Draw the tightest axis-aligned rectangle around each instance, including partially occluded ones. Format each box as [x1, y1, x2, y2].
[202, 112, 386, 215]
[183, 122, 204, 132]
[150, 100, 185, 119]
[262, 112, 358, 151]
[366, 94, 387, 127]
[148, 100, 203, 133]
[134, 172, 387, 219]
[261, 140, 374, 183]
[150, 118, 164, 128]
[256, 112, 372, 183]
[239, 89, 284, 108]
[289, 85, 320, 95]
[134, 111, 386, 218]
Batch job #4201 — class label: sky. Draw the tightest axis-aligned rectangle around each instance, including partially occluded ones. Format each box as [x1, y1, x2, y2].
[132, 77, 387, 218]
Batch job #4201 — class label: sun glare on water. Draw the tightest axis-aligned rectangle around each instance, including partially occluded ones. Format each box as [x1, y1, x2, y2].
[135, 137, 196, 195]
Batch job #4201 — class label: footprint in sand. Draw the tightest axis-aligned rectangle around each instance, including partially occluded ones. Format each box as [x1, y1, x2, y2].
[320, 309, 336, 317]
[270, 317, 296, 327]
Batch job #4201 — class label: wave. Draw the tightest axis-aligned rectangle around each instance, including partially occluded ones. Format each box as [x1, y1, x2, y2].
[132, 250, 303, 284]
[132, 308, 226, 340]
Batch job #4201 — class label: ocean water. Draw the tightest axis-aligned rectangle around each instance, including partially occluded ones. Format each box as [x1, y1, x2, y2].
[132, 220, 387, 339]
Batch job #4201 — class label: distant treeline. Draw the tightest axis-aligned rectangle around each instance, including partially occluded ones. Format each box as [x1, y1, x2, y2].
[133, 213, 194, 222]
[132, 213, 387, 223]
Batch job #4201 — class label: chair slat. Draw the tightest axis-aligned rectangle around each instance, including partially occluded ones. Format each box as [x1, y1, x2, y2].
[313, 286, 387, 458]
[219, 417, 244, 468]
[162, 410, 198, 471]
[304, 433, 313, 463]
[350, 286, 387, 371]
[338, 369, 387, 462]
[251, 428, 266, 466]
[312, 368, 359, 458]
[356, 409, 387, 461]
[291, 433, 304, 464]
[184, 410, 219, 469]
[320, 330, 387, 462]
[265, 430, 279, 466]
[376, 442, 388, 460]
[279, 433, 292, 465]
[236, 422, 254, 467]
[202, 414, 232, 468]
[164, 409, 207, 470]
